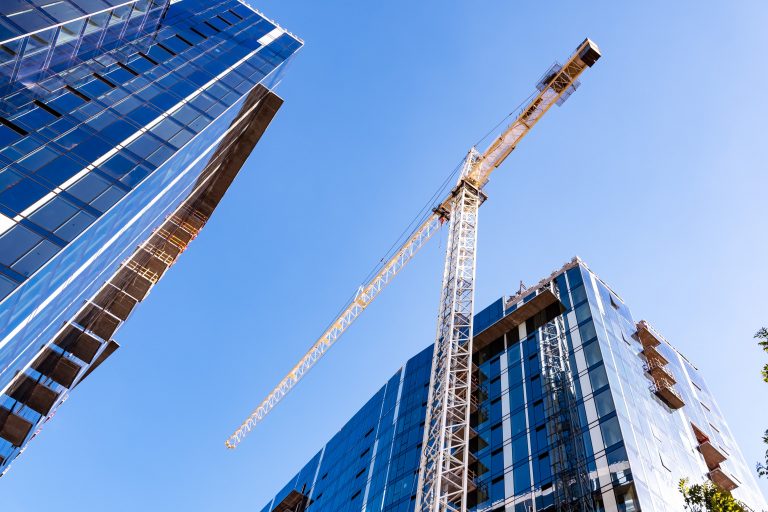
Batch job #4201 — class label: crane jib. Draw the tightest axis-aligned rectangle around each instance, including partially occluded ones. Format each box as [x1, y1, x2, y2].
[224, 39, 601, 459]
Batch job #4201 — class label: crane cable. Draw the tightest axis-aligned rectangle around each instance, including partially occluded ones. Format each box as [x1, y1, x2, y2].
[285, 86, 543, 393]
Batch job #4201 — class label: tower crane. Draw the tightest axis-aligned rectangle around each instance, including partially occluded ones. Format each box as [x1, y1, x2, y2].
[226, 38, 601, 511]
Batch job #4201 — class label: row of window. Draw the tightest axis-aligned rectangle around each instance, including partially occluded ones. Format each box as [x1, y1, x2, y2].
[0, 4, 281, 298]
[1, 0, 166, 90]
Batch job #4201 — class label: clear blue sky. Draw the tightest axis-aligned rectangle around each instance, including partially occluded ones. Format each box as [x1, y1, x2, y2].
[4, 0, 768, 508]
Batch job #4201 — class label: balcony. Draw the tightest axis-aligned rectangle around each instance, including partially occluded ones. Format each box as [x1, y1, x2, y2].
[636, 320, 662, 348]
[74, 305, 120, 345]
[645, 362, 676, 386]
[642, 344, 669, 366]
[691, 422, 729, 470]
[653, 384, 685, 410]
[93, 285, 137, 321]
[273, 489, 312, 512]
[698, 441, 728, 470]
[32, 348, 82, 388]
[707, 467, 739, 491]
[54, 325, 103, 363]
[0, 407, 33, 447]
[7, 375, 59, 416]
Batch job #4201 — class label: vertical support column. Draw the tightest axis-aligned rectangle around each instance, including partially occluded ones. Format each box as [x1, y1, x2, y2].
[416, 161, 481, 512]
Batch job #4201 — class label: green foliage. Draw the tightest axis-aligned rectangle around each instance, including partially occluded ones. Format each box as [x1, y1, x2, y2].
[757, 328, 768, 384]
[759, 328, 768, 478]
[679, 479, 747, 512]
[759, 429, 768, 479]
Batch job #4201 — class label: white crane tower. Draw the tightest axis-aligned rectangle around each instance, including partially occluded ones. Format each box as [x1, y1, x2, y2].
[226, 38, 601, 512]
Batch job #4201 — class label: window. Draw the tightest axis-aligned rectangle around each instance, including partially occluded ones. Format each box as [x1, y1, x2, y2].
[0, 169, 23, 193]
[18, 146, 58, 173]
[600, 416, 622, 448]
[33, 100, 62, 118]
[79, 76, 112, 98]
[0, 115, 29, 136]
[188, 27, 208, 40]
[578, 320, 597, 343]
[66, 173, 111, 203]
[0, 124, 24, 146]
[512, 434, 528, 464]
[116, 62, 139, 77]
[508, 382, 524, 407]
[50, 90, 87, 112]
[570, 284, 587, 305]
[215, 15, 232, 27]
[0, 224, 43, 266]
[11, 239, 59, 277]
[513, 465, 531, 494]
[574, 302, 592, 323]
[28, 196, 78, 231]
[582, 339, 602, 367]
[90, 186, 125, 212]
[150, 42, 176, 60]
[64, 85, 91, 102]
[105, 65, 135, 84]
[534, 453, 552, 487]
[54, 210, 96, 241]
[92, 72, 117, 88]
[0, 177, 49, 213]
[36, 155, 84, 186]
[593, 388, 615, 418]
[531, 400, 545, 426]
[137, 51, 159, 66]
[511, 409, 526, 437]
[204, 20, 222, 32]
[588, 363, 609, 391]
[162, 34, 192, 53]
[0, 274, 18, 300]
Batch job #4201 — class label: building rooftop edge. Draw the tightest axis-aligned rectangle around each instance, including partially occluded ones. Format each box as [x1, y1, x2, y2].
[237, 0, 305, 44]
[504, 256, 626, 309]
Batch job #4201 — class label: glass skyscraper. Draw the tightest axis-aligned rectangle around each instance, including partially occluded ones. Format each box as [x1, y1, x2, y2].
[0, 0, 301, 474]
[261, 258, 767, 512]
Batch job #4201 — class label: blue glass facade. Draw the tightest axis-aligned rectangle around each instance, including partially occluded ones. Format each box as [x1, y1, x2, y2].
[0, 0, 301, 474]
[262, 259, 767, 511]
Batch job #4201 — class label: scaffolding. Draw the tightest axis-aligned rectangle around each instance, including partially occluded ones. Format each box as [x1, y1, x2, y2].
[539, 282, 595, 512]
[636, 321, 685, 410]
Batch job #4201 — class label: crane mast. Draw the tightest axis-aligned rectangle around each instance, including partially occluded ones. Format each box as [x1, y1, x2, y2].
[417, 38, 601, 512]
[225, 45, 602, 512]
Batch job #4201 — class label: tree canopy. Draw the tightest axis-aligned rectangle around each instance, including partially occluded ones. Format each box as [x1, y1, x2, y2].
[679, 479, 747, 512]
[757, 327, 768, 478]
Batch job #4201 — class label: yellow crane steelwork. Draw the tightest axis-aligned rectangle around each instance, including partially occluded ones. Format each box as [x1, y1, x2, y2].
[226, 37, 601, 512]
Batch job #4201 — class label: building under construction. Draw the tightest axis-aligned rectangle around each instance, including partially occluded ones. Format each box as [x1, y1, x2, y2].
[260, 259, 768, 512]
